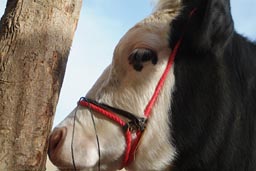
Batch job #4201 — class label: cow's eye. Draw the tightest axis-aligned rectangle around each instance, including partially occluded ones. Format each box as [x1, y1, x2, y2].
[128, 48, 158, 71]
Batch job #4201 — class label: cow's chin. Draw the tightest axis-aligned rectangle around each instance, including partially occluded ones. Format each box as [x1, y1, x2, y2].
[50, 142, 123, 171]
[55, 145, 99, 170]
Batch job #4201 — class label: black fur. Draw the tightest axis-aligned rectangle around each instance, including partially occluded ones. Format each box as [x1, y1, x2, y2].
[170, 0, 256, 170]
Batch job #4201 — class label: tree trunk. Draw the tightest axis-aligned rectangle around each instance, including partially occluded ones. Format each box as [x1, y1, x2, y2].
[0, 0, 82, 170]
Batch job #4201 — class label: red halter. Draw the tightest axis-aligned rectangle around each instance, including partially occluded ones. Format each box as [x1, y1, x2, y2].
[78, 8, 197, 169]
[78, 34, 181, 167]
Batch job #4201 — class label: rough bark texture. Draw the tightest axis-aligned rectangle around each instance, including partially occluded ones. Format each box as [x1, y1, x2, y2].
[0, 0, 82, 170]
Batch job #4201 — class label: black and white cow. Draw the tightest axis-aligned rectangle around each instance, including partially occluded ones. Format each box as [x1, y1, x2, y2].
[48, 0, 256, 170]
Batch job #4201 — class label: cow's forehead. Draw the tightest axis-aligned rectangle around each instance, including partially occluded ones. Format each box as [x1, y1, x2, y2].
[141, 9, 179, 25]
[113, 10, 179, 61]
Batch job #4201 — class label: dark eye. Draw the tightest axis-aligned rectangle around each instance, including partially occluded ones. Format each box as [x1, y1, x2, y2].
[128, 48, 158, 72]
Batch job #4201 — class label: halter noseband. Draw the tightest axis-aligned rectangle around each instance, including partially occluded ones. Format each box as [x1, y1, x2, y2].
[79, 98, 147, 133]
[77, 8, 197, 170]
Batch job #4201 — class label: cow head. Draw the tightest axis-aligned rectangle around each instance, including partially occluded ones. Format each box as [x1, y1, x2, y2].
[49, 0, 238, 171]
[48, 1, 181, 171]
[48, 0, 240, 170]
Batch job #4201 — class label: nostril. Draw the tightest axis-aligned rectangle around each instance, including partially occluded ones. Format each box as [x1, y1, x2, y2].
[48, 127, 67, 157]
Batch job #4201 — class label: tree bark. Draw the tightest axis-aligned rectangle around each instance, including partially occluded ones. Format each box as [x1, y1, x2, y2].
[0, 0, 82, 170]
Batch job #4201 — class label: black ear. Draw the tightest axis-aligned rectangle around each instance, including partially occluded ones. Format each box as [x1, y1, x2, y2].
[170, 0, 234, 55]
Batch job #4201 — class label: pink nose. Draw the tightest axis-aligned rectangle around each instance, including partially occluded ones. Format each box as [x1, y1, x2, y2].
[48, 127, 67, 164]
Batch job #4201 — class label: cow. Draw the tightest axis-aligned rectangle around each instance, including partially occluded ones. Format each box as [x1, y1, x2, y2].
[48, 0, 256, 171]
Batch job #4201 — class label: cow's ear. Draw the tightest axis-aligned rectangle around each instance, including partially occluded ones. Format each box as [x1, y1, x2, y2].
[170, 0, 234, 55]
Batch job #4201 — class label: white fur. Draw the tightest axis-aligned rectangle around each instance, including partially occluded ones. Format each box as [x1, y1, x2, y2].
[50, 1, 182, 171]
[154, 0, 181, 11]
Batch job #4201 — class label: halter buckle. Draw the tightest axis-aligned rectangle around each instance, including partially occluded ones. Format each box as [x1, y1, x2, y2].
[123, 117, 147, 133]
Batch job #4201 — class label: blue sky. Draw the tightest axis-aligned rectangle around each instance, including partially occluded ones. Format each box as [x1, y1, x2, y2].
[0, 1, 255, 126]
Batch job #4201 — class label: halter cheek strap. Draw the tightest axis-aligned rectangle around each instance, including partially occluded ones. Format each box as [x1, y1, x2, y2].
[78, 8, 197, 170]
